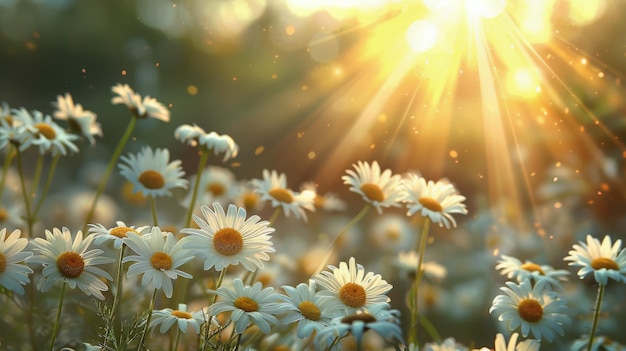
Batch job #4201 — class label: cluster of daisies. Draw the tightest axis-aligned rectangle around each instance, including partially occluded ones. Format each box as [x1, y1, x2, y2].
[1, 84, 626, 351]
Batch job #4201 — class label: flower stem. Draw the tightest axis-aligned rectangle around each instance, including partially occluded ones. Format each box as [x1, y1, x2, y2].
[15, 149, 33, 237]
[49, 282, 67, 351]
[0, 144, 15, 201]
[82, 116, 137, 233]
[268, 207, 281, 227]
[184, 149, 209, 228]
[32, 153, 61, 220]
[408, 217, 431, 347]
[138, 288, 158, 350]
[110, 245, 126, 320]
[587, 283, 606, 351]
[172, 327, 181, 351]
[149, 195, 159, 227]
[210, 269, 227, 305]
[30, 153, 44, 200]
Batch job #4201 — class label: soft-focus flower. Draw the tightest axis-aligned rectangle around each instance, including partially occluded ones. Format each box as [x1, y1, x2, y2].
[570, 335, 625, 351]
[27, 227, 114, 299]
[150, 303, 205, 334]
[181, 203, 275, 272]
[208, 278, 287, 334]
[489, 280, 569, 341]
[52, 93, 102, 145]
[13, 108, 79, 156]
[281, 280, 334, 338]
[564, 234, 626, 285]
[472, 333, 540, 351]
[88, 221, 150, 249]
[0, 103, 23, 149]
[111, 83, 170, 122]
[424, 337, 468, 351]
[0, 229, 33, 295]
[341, 160, 403, 214]
[300, 181, 347, 212]
[496, 255, 569, 289]
[396, 250, 447, 282]
[252, 169, 315, 221]
[174, 123, 206, 146]
[314, 257, 392, 314]
[123, 227, 194, 298]
[181, 166, 238, 209]
[401, 173, 467, 228]
[119, 146, 188, 198]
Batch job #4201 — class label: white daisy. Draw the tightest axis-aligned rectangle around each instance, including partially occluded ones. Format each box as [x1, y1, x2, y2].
[26, 227, 114, 299]
[150, 303, 205, 334]
[0, 103, 23, 149]
[13, 107, 79, 156]
[396, 250, 447, 282]
[181, 203, 275, 272]
[208, 278, 287, 334]
[281, 280, 335, 338]
[564, 234, 626, 285]
[251, 169, 315, 221]
[300, 181, 347, 212]
[119, 146, 188, 198]
[182, 166, 238, 210]
[496, 255, 569, 289]
[472, 333, 540, 351]
[401, 173, 468, 228]
[174, 123, 206, 147]
[88, 221, 150, 249]
[424, 337, 468, 351]
[314, 257, 392, 314]
[341, 160, 404, 214]
[489, 280, 569, 342]
[123, 227, 194, 298]
[0, 228, 33, 295]
[111, 83, 170, 122]
[198, 131, 239, 161]
[52, 93, 102, 145]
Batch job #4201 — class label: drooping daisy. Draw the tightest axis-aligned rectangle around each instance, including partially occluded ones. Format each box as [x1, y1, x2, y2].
[119, 146, 188, 198]
[564, 234, 626, 285]
[281, 280, 335, 338]
[26, 227, 114, 299]
[13, 107, 79, 156]
[123, 227, 194, 298]
[88, 221, 150, 249]
[181, 203, 275, 272]
[252, 169, 315, 221]
[208, 278, 287, 334]
[424, 337, 469, 351]
[52, 93, 102, 145]
[496, 255, 569, 289]
[314, 257, 392, 314]
[489, 280, 569, 342]
[198, 131, 239, 162]
[174, 123, 206, 147]
[401, 172, 468, 228]
[111, 83, 170, 122]
[0, 228, 33, 295]
[472, 333, 540, 351]
[341, 160, 404, 214]
[150, 303, 205, 334]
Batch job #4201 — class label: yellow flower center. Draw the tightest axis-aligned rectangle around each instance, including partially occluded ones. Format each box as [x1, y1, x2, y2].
[122, 181, 147, 205]
[418, 197, 443, 212]
[591, 257, 619, 271]
[34, 123, 56, 140]
[360, 183, 385, 202]
[298, 301, 321, 321]
[521, 262, 545, 275]
[234, 296, 258, 312]
[268, 188, 294, 203]
[0, 252, 6, 273]
[0, 207, 7, 222]
[340, 312, 376, 325]
[242, 192, 259, 211]
[110, 226, 139, 239]
[56, 252, 85, 278]
[2, 115, 13, 126]
[338, 282, 367, 308]
[206, 183, 226, 196]
[138, 170, 165, 190]
[213, 228, 244, 256]
[517, 298, 543, 323]
[172, 310, 193, 319]
[313, 195, 325, 208]
[272, 346, 290, 351]
[150, 252, 172, 271]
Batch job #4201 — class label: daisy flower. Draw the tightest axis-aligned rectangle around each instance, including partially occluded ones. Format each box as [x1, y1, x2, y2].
[182, 166, 238, 209]
[174, 123, 206, 147]
[300, 182, 347, 212]
[111, 83, 170, 122]
[424, 338, 468, 351]
[52, 93, 102, 145]
[0, 229, 33, 295]
[123, 227, 194, 298]
[198, 131, 239, 161]
[564, 234, 626, 285]
[341, 160, 404, 214]
[396, 250, 447, 282]
[571, 335, 624, 351]
[281, 280, 335, 338]
[496, 255, 569, 289]
[489, 280, 569, 342]
[314, 257, 392, 314]
[252, 169, 315, 221]
[208, 278, 287, 334]
[150, 303, 205, 334]
[181, 203, 275, 272]
[472, 333, 540, 351]
[26, 227, 114, 299]
[88, 221, 150, 249]
[401, 172, 468, 228]
[119, 146, 188, 198]
[13, 107, 79, 156]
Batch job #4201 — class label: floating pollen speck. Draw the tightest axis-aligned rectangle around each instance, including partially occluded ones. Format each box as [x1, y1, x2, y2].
[255, 146, 264, 155]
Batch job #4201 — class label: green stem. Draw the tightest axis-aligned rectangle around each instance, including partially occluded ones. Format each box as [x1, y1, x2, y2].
[110, 245, 126, 320]
[408, 217, 431, 347]
[15, 149, 33, 237]
[268, 207, 281, 227]
[30, 153, 44, 200]
[172, 327, 181, 351]
[150, 195, 158, 227]
[210, 269, 227, 305]
[138, 288, 158, 350]
[32, 153, 61, 220]
[49, 282, 67, 351]
[0, 144, 15, 201]
[587, 283, 606, 351]
[82, 116, 137, 233]
[184, 150, 209, 228]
